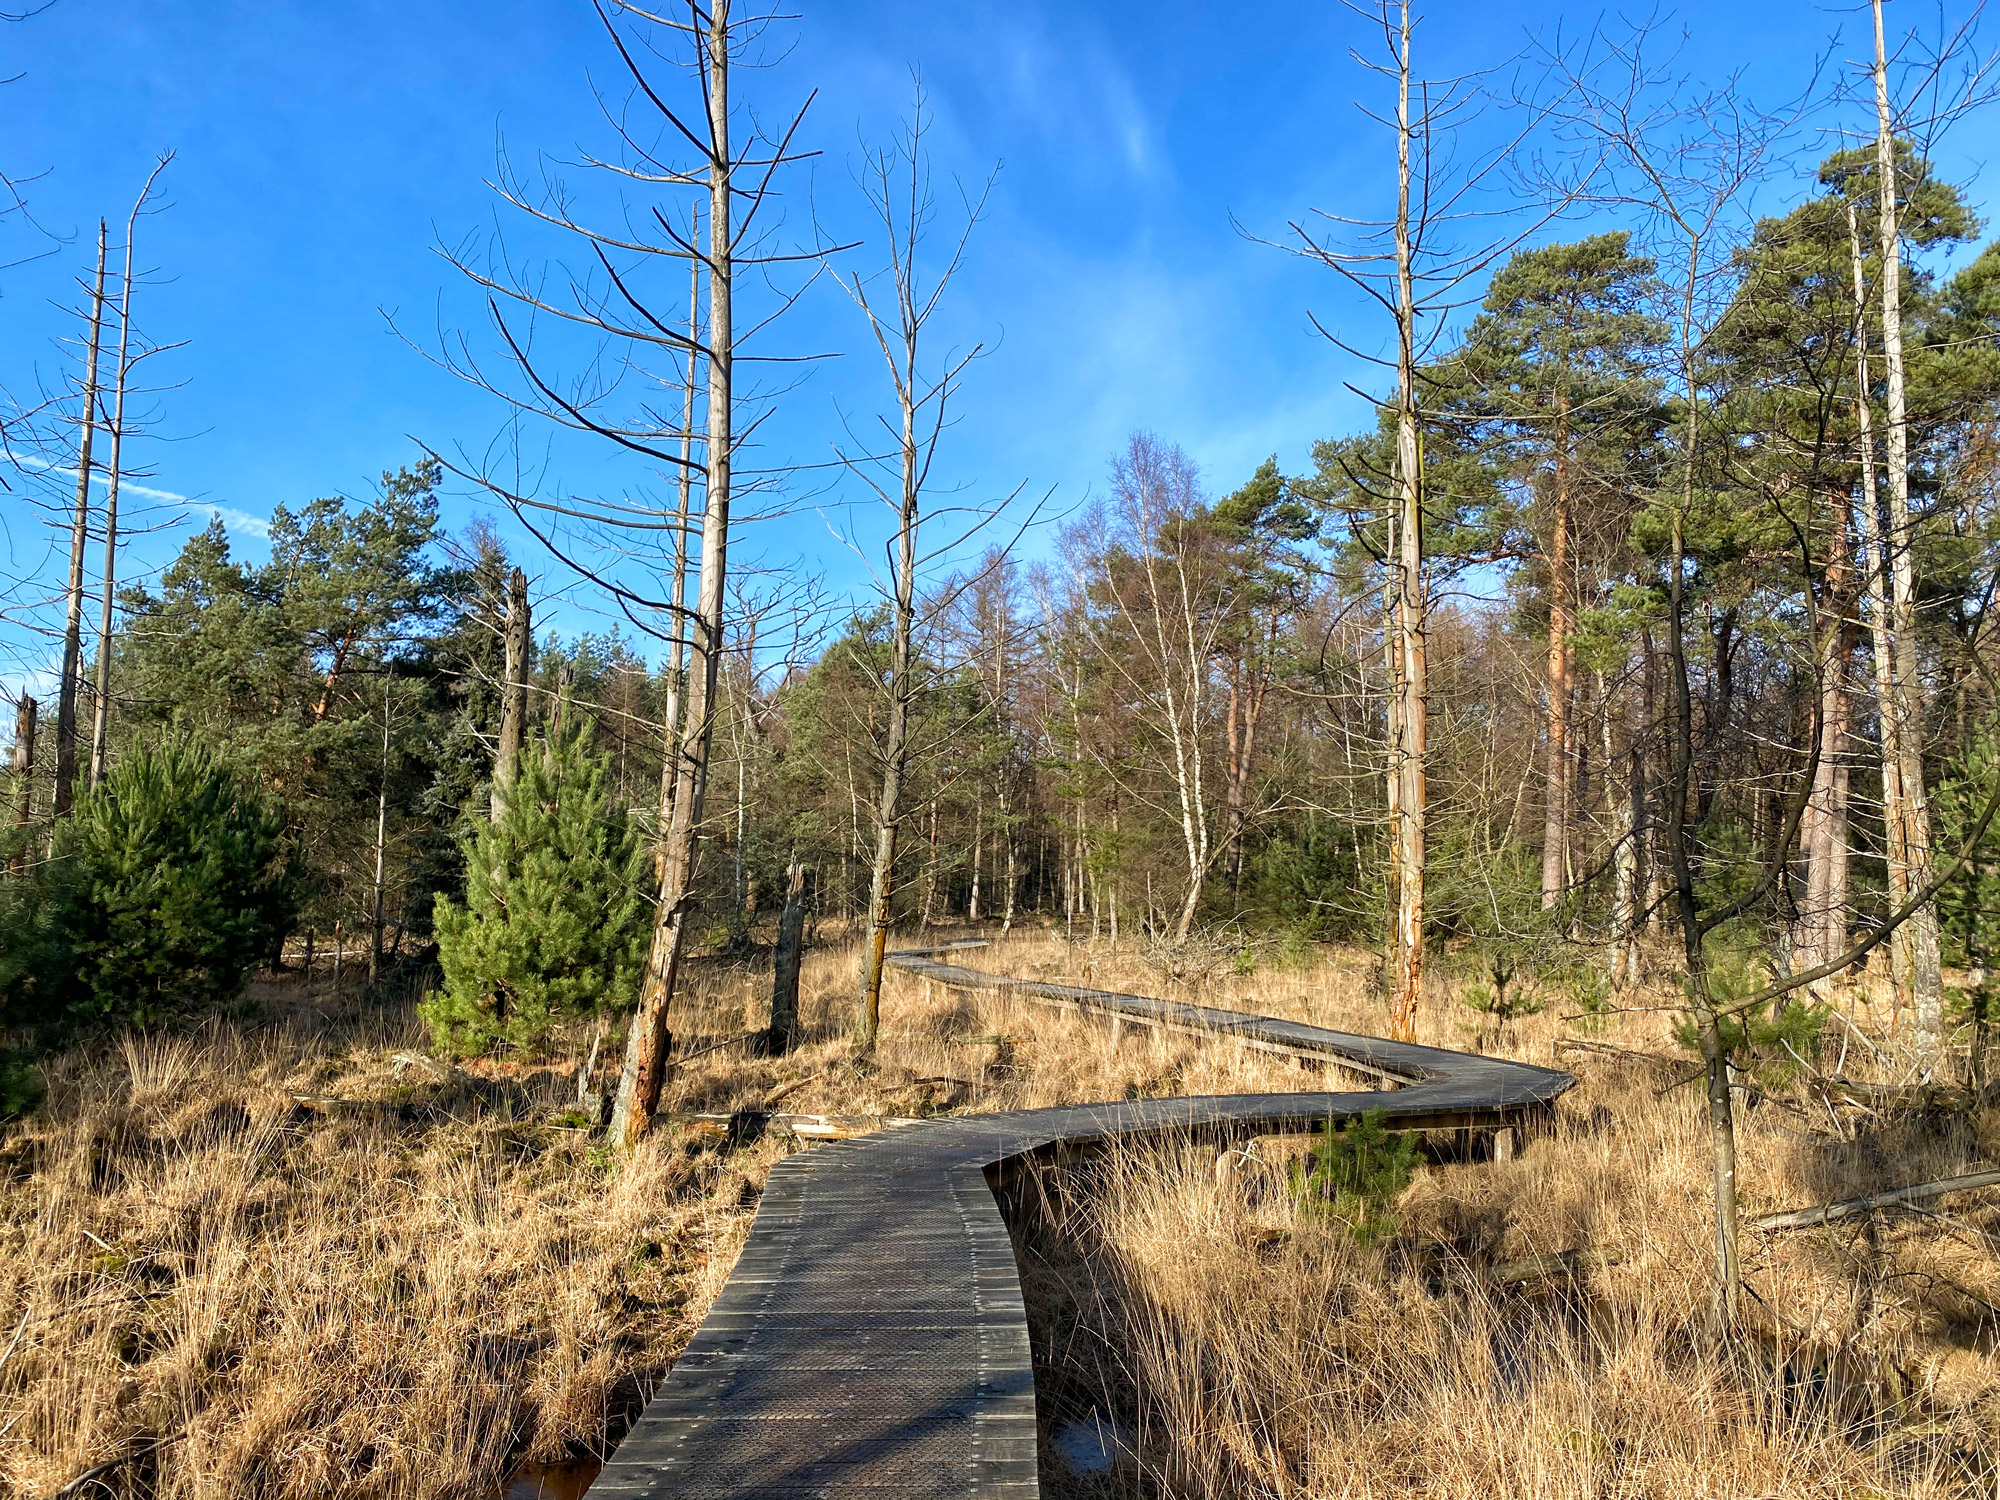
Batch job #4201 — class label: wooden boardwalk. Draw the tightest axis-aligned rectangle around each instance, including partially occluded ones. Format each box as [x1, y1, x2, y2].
[587, 945, 1575, 1500]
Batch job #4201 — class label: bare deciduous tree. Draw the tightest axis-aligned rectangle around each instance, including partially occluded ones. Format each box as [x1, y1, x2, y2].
[1541, 14, 1818, 1323]
[830, 89, 994, 1051]
[413, 0, 832, 1145]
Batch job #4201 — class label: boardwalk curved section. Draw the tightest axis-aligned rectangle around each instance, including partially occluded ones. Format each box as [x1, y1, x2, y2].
[588, 945, 1574, 1500]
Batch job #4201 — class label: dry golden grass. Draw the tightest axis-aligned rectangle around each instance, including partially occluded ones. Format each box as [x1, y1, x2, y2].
[0, 929, 1308, 1500]
[1016, 939, 2000, 1500]
[4, 926, 1996, 1499]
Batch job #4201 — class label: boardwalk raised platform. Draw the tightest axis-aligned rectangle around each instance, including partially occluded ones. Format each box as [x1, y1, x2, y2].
[587, 945, 1575, 1500]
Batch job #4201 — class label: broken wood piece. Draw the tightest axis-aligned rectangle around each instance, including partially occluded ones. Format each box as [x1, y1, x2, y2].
[1749, 1166, 2000, 1232]
[662, 1110, 926, 1141]
[1482, 1245, 1623, 1285]
[1556, 1038, 1682, 1070]
[674, 1029, 765, 1068]
[759, 1073, 822, 1110]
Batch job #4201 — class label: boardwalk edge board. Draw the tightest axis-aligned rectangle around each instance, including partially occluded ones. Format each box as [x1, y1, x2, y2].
[588, 943, 1575, 1499]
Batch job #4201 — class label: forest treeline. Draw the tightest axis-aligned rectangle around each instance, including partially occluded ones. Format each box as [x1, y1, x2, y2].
[7, 131, 2000, 1035]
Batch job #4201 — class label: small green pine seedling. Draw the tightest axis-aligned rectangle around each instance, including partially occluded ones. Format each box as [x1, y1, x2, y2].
[1289, 1110, 1421, 1245]
[1671, 948, 1829, 1090]
[1458, 952, 1545, 1029]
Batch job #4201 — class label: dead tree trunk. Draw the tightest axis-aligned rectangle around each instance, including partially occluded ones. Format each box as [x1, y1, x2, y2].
[54, 222, 108, 819]
[1381, 541, 1402, 997]
[613, 1, 738, 1144]
[844, 100, 991, 1048]
[1871, 0, 1945, 1069]
[967, 794, 983, 922]
[10, 696, 34, 874]
[991, 602, 1020, 931]
[1541, 407, 1574, 909]
[855, 401, 919, 1050]
[767, 856, 807, 1056]
[921, 802, 939, 927]
[88, 157, 170, 791]
[1605, 669, 1642, 986]
[87, 250, 133, 792]
[1221, 648, 1272, 892]
[1798, 496, 1856, 993]
[653, 216, 702, 868]
[491, 566, 531, 820]
[369, 667, 393, 985]
[1388, 1, 1427, 1044]
[1846, 196, 1913, 1020]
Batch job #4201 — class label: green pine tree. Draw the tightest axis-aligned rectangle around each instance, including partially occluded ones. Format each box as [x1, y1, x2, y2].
[4, 735, 301, 1030]
[423, 725, 650, 1056]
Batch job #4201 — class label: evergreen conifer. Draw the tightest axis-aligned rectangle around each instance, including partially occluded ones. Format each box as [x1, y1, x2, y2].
[424, 725, 649, 1055]
[10, 735, 301, 1028]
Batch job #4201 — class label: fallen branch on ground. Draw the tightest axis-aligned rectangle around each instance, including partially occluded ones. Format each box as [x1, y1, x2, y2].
[1749, 1167, 2000, 1232]
[673, 1029, 765, 1068]
[1556, 1038, 1681, 1070]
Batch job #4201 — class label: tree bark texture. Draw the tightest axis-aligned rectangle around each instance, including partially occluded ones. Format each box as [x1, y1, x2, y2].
[1871, 0, 1945, 1069]
[1845, 196, 1914, 1021]
[492, 566, 531, 820]
[767, 857, 807, 1056]
[1797, 496, 1857, 989]
[1388, 0, 1427, 1044]
[88, 216, 142, 792]
[1540, 412, 1573, 909]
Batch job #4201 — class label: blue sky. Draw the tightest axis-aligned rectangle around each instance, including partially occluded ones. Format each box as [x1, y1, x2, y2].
[2, 0, 1994, 683]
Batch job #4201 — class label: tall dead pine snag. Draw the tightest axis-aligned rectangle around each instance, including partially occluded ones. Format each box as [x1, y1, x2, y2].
[425, 0, 825, 1145]
[87, 154, 174, 791]
[1869, 0, 1946, 1069]
[53, 222, 107, 819]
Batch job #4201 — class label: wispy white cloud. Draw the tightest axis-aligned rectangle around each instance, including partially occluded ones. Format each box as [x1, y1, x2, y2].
[194, 505, 271, 538]
[7, 455, 269, 536]
[11, 452, 190, 503]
